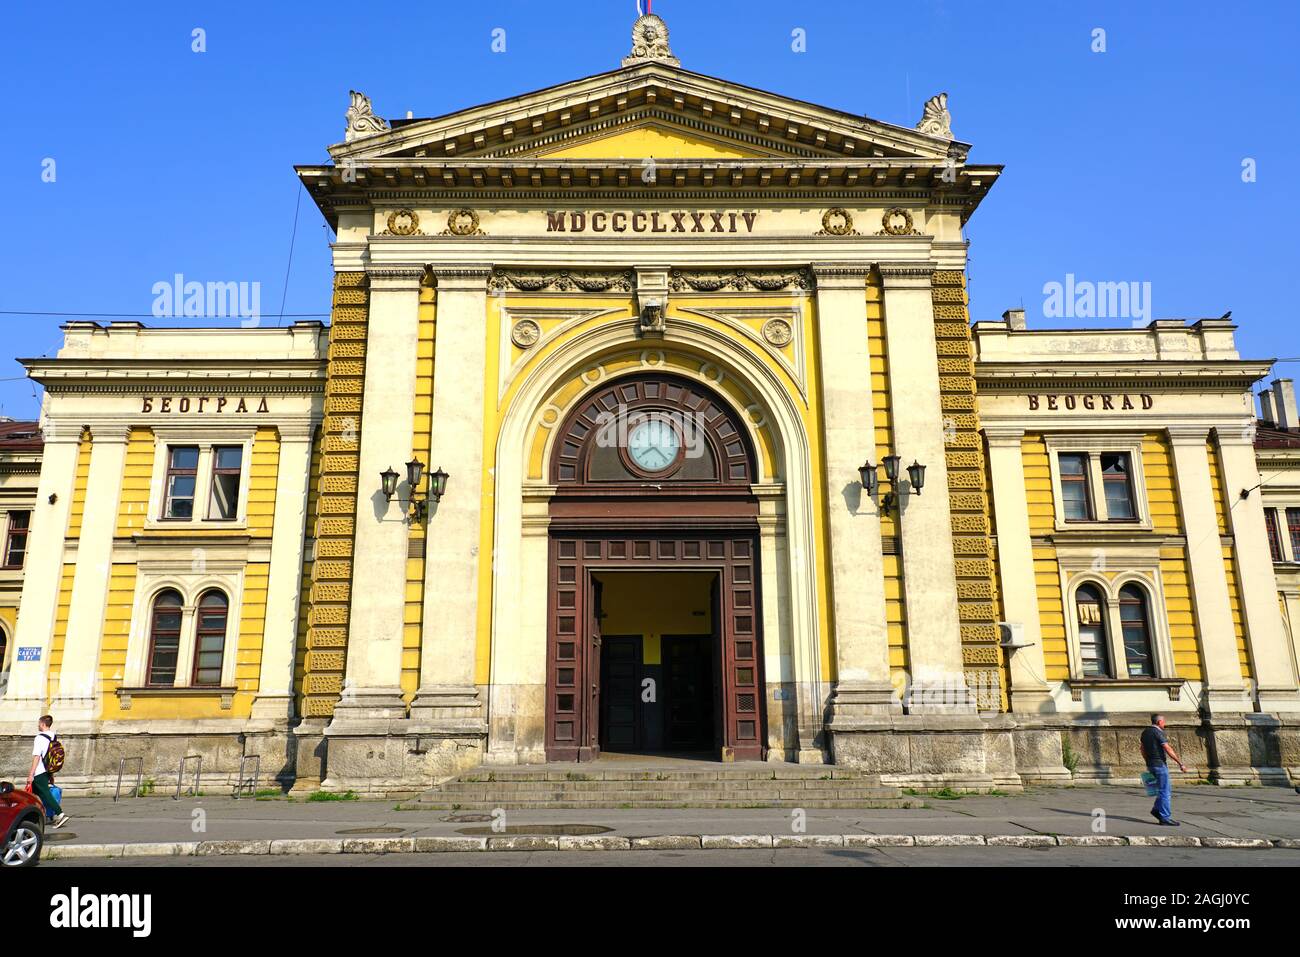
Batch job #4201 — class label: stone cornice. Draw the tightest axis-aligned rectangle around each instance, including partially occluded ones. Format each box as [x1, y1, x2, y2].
[876, 261, 935, 289]
[975, 361, 1271, 393]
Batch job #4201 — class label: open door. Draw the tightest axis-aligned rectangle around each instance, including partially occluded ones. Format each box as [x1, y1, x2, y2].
[583, 576, 604, 761]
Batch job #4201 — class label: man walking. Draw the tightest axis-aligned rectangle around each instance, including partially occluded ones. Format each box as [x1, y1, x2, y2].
[1141, 713, 1186, 826]
[27, 714, 68, 829]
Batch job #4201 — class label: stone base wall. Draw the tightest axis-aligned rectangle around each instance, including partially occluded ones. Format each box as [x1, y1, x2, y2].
[3, 713, 1293, 796]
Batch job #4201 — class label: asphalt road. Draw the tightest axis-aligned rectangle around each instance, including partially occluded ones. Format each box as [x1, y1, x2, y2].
[42, 847, 1300, 867]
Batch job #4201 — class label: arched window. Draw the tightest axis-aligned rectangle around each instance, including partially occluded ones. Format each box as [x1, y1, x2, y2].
[1119, 584, 1155, 677]
[1075, 584, 1110, 677]
[147, 590, 184, 686]
[0, 623, 9, 672]
[192, 590, 229, 686]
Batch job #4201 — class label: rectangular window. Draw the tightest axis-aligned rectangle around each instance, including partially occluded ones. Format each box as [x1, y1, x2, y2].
[1059, 453, 1092, 521]
[1287, 508, 1300, 562]
[162, 446, 200, 519]
[207, 446, 243, 520]
[3, 511, 31, 569]
[1100, 453, 1136, 520]
[1265, 508, 1284, 562]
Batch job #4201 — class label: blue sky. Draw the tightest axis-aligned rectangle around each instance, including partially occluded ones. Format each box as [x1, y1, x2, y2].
[2, 0, 1297, 419]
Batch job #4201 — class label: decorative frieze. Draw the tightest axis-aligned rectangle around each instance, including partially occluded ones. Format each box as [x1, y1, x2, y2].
[489, 268, 634, 293]
[669, 268, 814, 293]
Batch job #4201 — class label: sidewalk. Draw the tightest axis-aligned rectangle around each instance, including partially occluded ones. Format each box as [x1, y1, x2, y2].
[38, 783, 1300, 859]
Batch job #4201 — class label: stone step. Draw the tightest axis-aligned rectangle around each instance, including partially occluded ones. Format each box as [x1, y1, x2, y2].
[431, 787, 904, 802]
[455, 769, 876, 783]
[434, 779, 900, 795]
[411, 798, 921, 810]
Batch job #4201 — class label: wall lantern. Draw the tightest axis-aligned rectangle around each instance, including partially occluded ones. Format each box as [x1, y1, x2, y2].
[380, 460, 447, 524]
[857, 461, 878, 497]
[861, 454, 927, 513]
[380, 466, 400, 502]
[907, 460, 926, 496]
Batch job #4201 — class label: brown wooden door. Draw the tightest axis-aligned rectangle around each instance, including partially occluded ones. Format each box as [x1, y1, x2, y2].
[663, 636, 714, 751]
[585, 577, 603, 761]
[600, 635, 642, 751]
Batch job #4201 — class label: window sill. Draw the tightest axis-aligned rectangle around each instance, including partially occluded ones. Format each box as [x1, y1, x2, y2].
[1067, 677, 1184, 702]
[115, 686, 236, 711]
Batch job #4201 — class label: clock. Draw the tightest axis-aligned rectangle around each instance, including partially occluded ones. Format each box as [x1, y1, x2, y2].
[626, 416, 681, 474]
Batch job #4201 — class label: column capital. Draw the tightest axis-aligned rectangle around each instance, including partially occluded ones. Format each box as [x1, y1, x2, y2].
[428, 264, 493, 293]
[875, 262, 936, 289]
[811, 263, 871, 290]
[365, 264, 426, 292]
[1165, 424, 1212, 445]
[1214, 423, 1257, 447]
[86, 423, 133, 444]
[275, 420, 319, 443]
[983, 425, 1026, 446]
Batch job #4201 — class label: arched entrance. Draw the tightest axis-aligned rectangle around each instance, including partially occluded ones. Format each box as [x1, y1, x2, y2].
[544, 372, 766, 761]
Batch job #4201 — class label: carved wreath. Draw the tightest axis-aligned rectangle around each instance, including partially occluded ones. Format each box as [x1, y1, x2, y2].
[817, 208, 858, 236]
[878, 207, 921, 236]
[384, 209, 421, 236]
[441, 208, 485, 236]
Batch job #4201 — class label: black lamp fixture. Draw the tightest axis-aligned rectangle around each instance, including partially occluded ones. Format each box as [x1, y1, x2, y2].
[862, 453, 927, 512]
[907, 460, 926, 496]
[380, 459, 448, 524]
[380, 466, 400, 502]
[858, 461, 878, 497]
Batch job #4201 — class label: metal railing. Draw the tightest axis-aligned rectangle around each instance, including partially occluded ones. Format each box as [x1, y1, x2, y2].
[114, 756, 144, 802]
[232, 754, 260, 799]
[173, 755, 202, 800]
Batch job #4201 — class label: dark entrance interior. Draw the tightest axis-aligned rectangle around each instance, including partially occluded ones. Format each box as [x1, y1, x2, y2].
[596, 571, 718, 755]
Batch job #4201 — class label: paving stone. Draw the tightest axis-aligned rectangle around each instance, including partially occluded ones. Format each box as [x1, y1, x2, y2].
[341, 838, 415, 854]
[915, 834, 987, 847]
[1200, 837, 1272, 849]
[1125, 835, 1201, 847]
[123, 842, 197, 857]
[986, 835, 1056, 848]
[44, 843, 124, 860]
[630, 835, 701, 850]
[269, 839, 344, 855]
[558, 835, 633, 851]
[843, 834, 914, 847]
[772, 834, 845, 848]
[489, 836, 560, 851]
[413, 837, 488, 853]
[197, 840, 271, 856]
[1057, 835, 1127, 846]
[701, 834, 773, 849]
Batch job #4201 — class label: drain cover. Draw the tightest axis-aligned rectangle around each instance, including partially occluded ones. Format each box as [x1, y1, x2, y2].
[334, 826, 407, 835]
[44, 831, 78, 844]
[456, 824, 613, 836]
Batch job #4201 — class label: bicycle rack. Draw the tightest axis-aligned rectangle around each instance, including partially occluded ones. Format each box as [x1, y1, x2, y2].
[173, 755, 202, 800]
[114, 756, 144, 802]
[233, 754, 260, 799]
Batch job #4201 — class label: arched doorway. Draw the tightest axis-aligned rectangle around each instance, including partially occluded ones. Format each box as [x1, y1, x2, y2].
[544, 372, 765, 761]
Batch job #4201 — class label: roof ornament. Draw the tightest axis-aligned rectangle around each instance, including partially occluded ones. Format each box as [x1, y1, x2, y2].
[345, 90, 390, 143]
[915, 93, 953, 140]
[623, 5, 680, 68]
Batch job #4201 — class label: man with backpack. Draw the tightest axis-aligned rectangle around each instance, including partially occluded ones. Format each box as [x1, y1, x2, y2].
[27, 714, 68, 829]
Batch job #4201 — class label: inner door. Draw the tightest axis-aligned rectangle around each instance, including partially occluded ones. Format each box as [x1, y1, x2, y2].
[663, 635, 714, 751]
[600, 635, 643, 752]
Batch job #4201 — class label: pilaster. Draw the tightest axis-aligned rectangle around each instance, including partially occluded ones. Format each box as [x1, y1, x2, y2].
[49, 425, 131, 726]
[1167, 426, 1250, 713]
[410, 266, 493, 734]
[0, 428, 81, 729]
[1217, 429, 1300, 712]
[984, 427, 1054, 713]
[878, 263, 972, 713]
[330, 264, 425, 731]
[249, 422, 317, 729]
[812, 264, 896, 729]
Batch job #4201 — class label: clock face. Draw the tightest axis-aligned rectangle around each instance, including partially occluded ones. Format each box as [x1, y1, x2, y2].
[627, 417, 681, 473]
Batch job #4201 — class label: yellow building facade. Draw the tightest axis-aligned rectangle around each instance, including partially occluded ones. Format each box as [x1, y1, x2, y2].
[1, 15, 1296, 792]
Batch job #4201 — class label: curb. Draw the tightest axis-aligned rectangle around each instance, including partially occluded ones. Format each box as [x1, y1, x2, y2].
[40, 833, 1298, 860]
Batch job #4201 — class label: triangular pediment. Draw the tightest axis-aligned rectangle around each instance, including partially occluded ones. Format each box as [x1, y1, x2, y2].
[329, 63, 966, 165]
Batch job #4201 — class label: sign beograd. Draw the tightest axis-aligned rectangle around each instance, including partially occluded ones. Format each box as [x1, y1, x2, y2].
[1027, 393, 1154, 412]
[546, 210, 760, 234]
[140, 396, 272, 414]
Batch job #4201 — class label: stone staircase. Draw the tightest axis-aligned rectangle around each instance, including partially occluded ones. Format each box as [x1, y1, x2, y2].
[409, 762, 921, 810]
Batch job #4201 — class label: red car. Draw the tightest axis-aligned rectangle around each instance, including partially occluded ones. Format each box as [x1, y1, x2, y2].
[0, 781, 44, 867]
